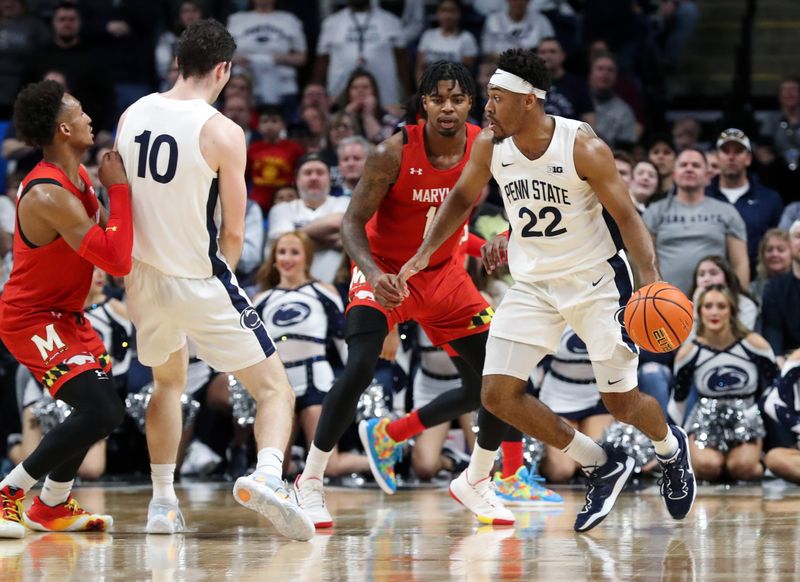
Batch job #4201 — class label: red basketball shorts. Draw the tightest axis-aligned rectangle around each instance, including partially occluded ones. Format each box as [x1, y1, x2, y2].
[0, 303, 111, 396]
[347, 256, 493, 347]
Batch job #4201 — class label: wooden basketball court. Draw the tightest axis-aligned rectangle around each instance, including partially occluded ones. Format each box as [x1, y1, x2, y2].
[1, 482, 799, 580]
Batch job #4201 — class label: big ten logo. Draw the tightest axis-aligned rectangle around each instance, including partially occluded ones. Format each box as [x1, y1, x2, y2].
[30, 324, 66, 362]
[651, 328, 675, 352]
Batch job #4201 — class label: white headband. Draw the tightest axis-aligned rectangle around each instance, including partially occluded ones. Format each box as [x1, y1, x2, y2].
[489, 69, 547, 99]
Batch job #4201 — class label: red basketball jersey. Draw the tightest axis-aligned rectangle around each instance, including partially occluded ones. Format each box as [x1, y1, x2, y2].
[365, 122, 481, 267]
[1, 161, 99, 313]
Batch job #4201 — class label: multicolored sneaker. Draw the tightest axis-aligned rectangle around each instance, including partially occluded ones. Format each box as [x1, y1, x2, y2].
[23, 496, 113, 532]
[0, 485, 25, 539]
[358, 418, 402, 495]
[492, 466, 563, 506]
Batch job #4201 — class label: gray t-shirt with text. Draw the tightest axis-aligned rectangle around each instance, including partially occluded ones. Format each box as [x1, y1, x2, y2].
[642, 195, 747, 294]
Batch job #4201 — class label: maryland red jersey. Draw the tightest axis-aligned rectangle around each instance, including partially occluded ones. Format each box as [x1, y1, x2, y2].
[1, 161, 99, 313]
[365, 122, 481, 267]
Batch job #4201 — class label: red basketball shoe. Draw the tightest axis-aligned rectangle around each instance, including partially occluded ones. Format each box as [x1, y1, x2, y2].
[23, 496, 113, 532]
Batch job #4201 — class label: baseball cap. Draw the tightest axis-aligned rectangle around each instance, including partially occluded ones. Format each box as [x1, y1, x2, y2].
[716, 128, 751, 152]
[295, 152, 331, 174]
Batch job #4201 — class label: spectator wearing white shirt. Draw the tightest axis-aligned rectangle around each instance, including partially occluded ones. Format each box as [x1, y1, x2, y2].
[268, 153, 349, 283]
[314, 0, 409, 108]
[480, 0, 554, 65]
[227, 0, 307, 108]
[415, 0, 478, 83]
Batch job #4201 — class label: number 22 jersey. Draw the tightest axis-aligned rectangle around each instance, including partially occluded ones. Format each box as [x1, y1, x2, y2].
[491, 115, 620, 283]
[117, 94, 222, 279]
[365, 122, 481, 268]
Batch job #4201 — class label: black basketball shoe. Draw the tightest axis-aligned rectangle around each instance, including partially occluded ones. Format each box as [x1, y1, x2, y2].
[657, 425, 696, 520]
[574, 443, 635, 532]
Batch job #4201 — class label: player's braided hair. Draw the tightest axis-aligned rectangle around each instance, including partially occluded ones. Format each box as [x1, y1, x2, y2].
[176, 19, 236, 78]
[496, 48, 551, 93]
[13, 80, 65, 148]
[417, 60, 476, 115]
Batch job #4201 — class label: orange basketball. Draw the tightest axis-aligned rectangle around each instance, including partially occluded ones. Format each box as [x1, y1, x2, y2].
[623, 282, 694, 353]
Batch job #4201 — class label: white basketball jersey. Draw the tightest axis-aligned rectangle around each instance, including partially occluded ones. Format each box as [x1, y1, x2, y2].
[491, 116, 619, 283]
[117, 93, 223, 279]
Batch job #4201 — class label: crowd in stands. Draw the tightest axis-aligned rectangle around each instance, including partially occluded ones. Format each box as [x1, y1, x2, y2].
[1, 0, 800, 491]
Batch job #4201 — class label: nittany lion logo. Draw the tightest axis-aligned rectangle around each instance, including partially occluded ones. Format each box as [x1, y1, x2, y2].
[703, 365, 749, 393]
[565, 332, 588, 354]
[272, 302, 312, 327]
[239, 307, 263, 330]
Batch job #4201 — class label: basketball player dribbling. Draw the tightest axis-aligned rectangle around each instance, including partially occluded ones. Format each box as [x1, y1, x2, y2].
[295, 61, 523, 528]
[0, 81, 130, 538]
[115, 19, 313, 540]
[399, 48, 697, 532]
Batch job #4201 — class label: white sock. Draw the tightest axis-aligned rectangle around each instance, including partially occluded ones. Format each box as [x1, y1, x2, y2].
[466, 444, 498, 484]
[151, 464, 177, 501]
[255, 447, 284, 479]
[40, 477, 73, 507]
[653, 427, 680, 458]
[0, 464, 38, 493]
[562, 431, 608, 470]
[301, 444, 332, 482]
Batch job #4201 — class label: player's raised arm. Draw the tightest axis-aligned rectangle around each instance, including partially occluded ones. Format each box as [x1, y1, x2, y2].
[397, 128, 494, 284]
[575, 130, 660, 287]
[35, 151, 132, 276]
[342, 132, 404, 308]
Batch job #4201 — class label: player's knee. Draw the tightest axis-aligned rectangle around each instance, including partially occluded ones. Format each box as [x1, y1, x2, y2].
[96, 390, 126, 436]
[480, 382, 505, 416]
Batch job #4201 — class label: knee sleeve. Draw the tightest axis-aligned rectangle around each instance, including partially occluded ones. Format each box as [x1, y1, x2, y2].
[483, 336, 548, 381]
[592, 344, 639, 393]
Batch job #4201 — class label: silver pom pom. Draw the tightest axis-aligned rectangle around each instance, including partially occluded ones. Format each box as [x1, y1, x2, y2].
[228, 374, 256, 428]
[356, 382, 390, 424]
[686, 397, 765, 453]
[522, 435, 545, 468]
[602, 421, 656, 471]
[30, 395, 73, 434]
[125, 383, 200, 433]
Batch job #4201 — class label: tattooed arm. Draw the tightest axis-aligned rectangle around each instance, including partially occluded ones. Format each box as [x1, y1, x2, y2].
[342, 132, 404, 308]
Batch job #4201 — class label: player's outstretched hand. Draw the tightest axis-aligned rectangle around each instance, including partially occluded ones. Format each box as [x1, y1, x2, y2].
[481, 233, 508, 273]
[370, 272, 406, 309]
[397, 253, 429, 295]
[99, 151, 128, 188]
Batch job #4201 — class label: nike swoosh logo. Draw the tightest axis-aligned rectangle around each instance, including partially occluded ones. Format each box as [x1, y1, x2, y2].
[591, 276, 604, 287]
[601, 461, 625, 480]
[608, 378, 623, 385]
[501, 161, 514, 167]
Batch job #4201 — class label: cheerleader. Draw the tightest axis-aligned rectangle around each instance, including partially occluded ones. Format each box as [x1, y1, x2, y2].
[762, 349, 800, 484]
[253, 231, 369, 477]
[670, 285, 778, 481]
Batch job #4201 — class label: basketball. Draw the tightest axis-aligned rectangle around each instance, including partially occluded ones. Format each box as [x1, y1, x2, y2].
[623, 282, 694, 353]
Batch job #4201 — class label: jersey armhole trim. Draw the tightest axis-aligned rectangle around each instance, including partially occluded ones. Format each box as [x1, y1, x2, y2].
[16, 178, 62, 249]
[194, 113, 221, 180]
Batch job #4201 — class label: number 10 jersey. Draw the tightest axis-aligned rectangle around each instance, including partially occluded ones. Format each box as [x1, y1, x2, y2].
[117, 93, 222, 279]
[492, 115, 620, 283]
